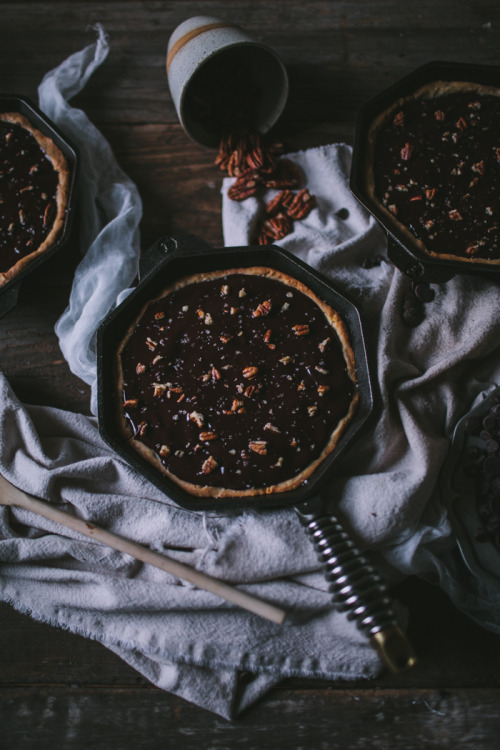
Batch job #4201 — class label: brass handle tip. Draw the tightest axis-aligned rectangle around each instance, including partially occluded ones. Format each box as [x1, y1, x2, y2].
[370, 626, 417, 673]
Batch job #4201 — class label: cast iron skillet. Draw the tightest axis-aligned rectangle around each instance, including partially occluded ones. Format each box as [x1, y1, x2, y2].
[97, 234, 416, 671]
[350, 61, 500, 284]
[0, 95, 78, 318]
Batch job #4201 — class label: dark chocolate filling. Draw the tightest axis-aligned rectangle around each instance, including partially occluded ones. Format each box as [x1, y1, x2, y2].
[0, 120, 59, 274]
[374, 91, 500, 260]
[120, 272, 356, 491]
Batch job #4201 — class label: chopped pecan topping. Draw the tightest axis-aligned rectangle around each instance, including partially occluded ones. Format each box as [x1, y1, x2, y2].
[264, 422, 281, 433]
[201, 456, 218, 474]
[252, 299, 272, 317]
[292, 324, 310, 336]
[466, 242, 480, 256]
[136, 421, 148, 437]
[400, 142, 413, 160]
[249, 440, 268, 455]
[136, 363, 147, 375]
[123, 398, 139, 408]
[154, 312, 165, 320]
[42, 203, 54, 227]
[189, 411, 205, 428]
[449, 209, 463, 221]
[146, 337, 158, 351]
[153, 383, 168, 397]
[393, 111, 404, 126]
[318, 338, 330, 353]
[199, 431, 218, 441]
[317, 385, 330, 396]
[158, 444, 171, 458]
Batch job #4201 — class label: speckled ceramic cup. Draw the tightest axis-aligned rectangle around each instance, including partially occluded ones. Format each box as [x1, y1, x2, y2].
[167, 16, 289, 148]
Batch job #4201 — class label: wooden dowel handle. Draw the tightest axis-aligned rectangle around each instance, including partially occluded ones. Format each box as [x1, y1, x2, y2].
[0, 474, 286, 625]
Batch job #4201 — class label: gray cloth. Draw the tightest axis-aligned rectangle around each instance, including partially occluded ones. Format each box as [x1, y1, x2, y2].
[0, 26, 499, 720]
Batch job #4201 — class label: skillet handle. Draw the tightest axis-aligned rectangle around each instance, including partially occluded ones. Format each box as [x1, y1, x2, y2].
[295, 496, 416, 673]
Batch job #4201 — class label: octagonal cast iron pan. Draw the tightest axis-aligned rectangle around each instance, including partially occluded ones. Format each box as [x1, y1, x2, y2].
[350, 61, 500, 285]
[97, 234, 416, 672]
[0, 95, 79, 318]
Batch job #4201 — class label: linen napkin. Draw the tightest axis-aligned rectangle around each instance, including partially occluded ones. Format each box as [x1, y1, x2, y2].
[1, 26, 500, 721]
[38, 24, 142, 416]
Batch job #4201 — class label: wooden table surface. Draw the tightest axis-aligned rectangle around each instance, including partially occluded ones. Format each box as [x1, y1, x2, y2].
[1, 1, 500, 747]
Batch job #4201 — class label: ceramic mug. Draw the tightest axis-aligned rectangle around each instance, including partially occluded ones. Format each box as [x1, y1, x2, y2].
[166, 16, 289, 148]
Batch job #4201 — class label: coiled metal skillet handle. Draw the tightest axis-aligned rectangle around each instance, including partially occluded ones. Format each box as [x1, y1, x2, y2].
[295, 495, 417, 673]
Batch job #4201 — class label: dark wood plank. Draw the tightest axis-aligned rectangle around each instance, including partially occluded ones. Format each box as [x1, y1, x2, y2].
[1, 578, 499, 689]
[1, 685, 499, 749]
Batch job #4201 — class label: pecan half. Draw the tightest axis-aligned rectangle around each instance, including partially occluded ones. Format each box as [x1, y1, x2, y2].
[286, 189, 316, 220]
[263, 159, 302, 189]
[292, 324, 310, 336]
[265, 189, 294, 217]
[261, 213, 293, 240]
[227, 170, 261, 201]
[242, 366, 259, 379]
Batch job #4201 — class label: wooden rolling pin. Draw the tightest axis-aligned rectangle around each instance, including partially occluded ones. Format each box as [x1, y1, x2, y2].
[0, 472, 287, 625]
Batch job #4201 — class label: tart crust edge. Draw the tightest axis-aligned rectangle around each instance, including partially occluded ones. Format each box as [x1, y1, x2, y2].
[364, 80, 500, 265]
[0, 111, 71, 286]
[115, 266, 359, 499]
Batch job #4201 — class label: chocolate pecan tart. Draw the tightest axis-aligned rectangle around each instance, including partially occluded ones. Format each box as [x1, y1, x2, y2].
[367, 81, 500, 264]
[0, 111, 70, 286]
[116, 267, 359, 498]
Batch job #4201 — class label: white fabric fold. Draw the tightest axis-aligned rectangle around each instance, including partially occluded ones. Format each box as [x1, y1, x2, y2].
[38, 24, 142, 415]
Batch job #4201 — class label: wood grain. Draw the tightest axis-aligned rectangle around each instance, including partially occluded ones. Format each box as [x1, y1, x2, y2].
[0, 0, 500, 746]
